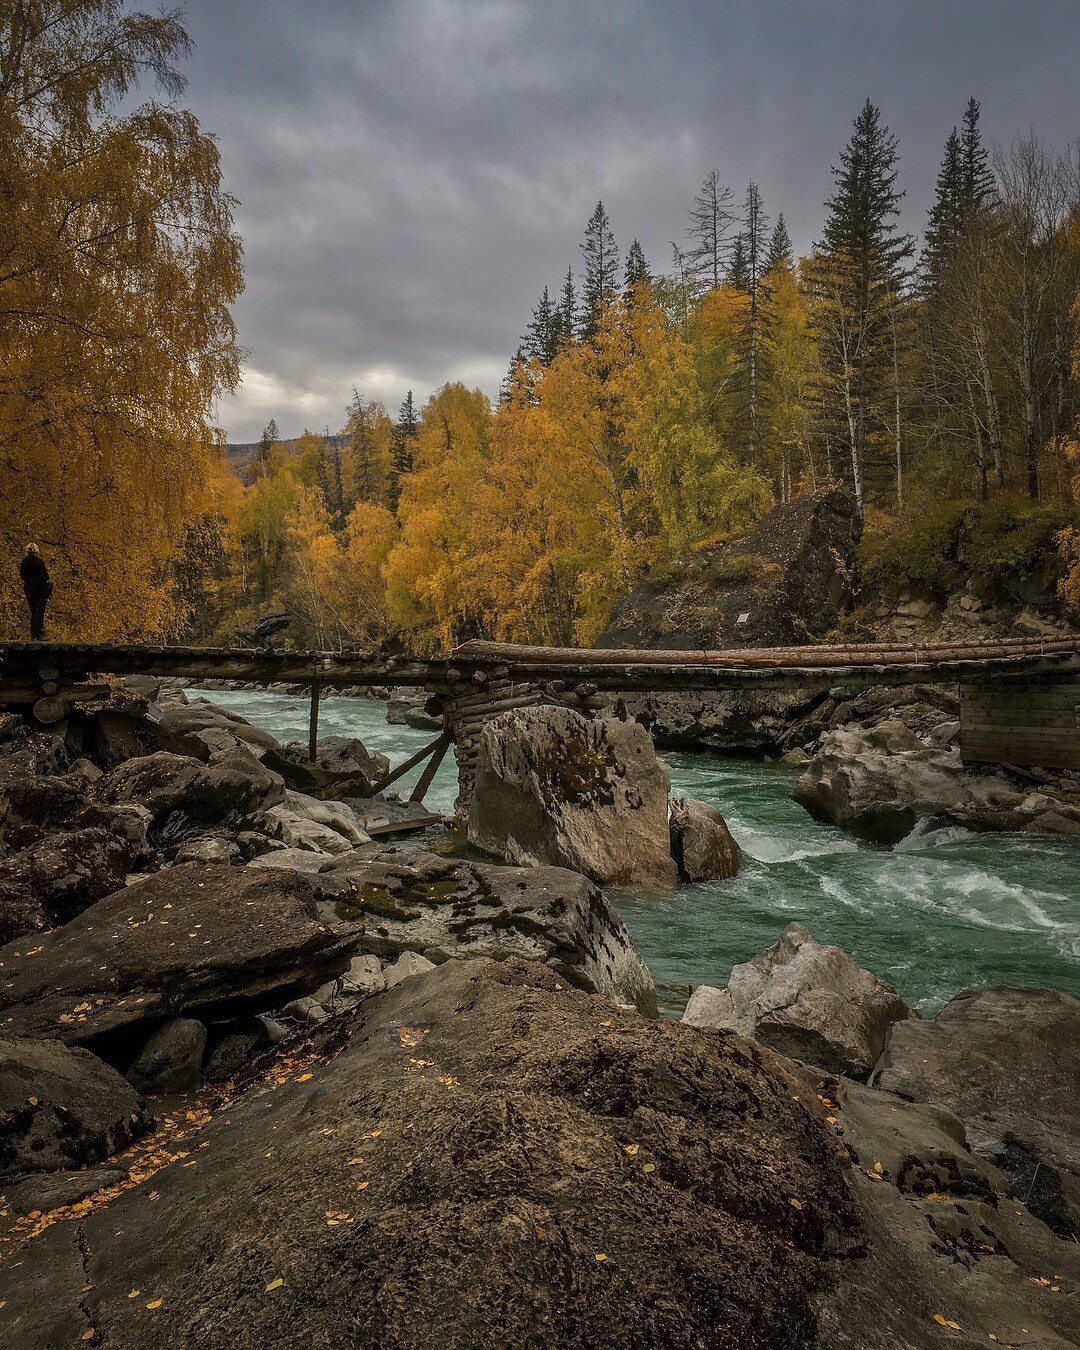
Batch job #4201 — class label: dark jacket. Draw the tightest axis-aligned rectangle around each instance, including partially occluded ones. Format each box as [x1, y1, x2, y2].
[19, 553, 50, 597]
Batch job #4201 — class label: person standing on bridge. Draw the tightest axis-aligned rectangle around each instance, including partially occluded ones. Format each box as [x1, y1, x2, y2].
[19, 544, 52, 641]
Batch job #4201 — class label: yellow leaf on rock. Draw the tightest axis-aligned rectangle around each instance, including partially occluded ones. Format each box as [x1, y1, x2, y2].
[623, 1144, 639, 1157]
[594, 1253, 607, 1261]
[146, 1299, 162, 1310]
[296, 1074, 313, 1083]
[790, 1198, 802, 1210]
[933, 1314, 947, 1325]
[356, 1181, 369, 1191]
[265, 1277, 284, 1292]
[873, 1161, 884, 1174]
[81, 1332, 95, 1343]
[127, 1290, 140, 1299]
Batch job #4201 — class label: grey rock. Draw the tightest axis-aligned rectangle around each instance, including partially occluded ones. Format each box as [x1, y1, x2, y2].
[281, 995, 329, 1026]
[262, 736, 390, 801]
[92, 750, 283, 826]
[682, 922, 912, 1078]
[0, 827, 138, 945]
[341, 954, 385, 998]
[126, 1018, 207, 1095]
[468, 705, 678, 889]
[280, 791, 371, 846]
[668, 796, 740, 881]
[313, 849, 657, 1016]
[247, 847, 332, 873]
[174, 836, 238, 866]
[383, 951, 436, 987]
[260, 804, 356, 855]
[792, 725, 1080, 843]
[875, 985, 1080, 1238]
[0, 1037, 152, 1175]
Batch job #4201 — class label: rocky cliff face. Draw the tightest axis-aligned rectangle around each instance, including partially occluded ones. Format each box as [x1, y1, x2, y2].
[596, 486, 861, 651]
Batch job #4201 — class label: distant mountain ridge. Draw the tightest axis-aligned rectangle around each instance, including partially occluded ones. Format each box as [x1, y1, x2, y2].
[225, 434, 349, 484]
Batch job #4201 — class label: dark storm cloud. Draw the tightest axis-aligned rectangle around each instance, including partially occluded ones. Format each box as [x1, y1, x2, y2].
[172, 0, 1080, 442]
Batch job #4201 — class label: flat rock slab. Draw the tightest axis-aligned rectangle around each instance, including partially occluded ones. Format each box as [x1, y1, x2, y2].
[0, 958, 860, 1350]
[314, 849, 657, 1016]
[0, 864, 359, 1043]
[0, 1037, 153, 1175]
[875, 985, 1080, 1237]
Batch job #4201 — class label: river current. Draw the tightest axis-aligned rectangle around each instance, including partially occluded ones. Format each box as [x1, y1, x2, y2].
[191, 687, 1080, 1018]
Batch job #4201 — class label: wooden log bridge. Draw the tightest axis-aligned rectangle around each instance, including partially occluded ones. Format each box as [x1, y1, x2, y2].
[2, 635, 1080, 818]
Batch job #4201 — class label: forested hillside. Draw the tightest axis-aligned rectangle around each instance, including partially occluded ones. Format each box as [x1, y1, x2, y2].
[180, 98, 1080, 652]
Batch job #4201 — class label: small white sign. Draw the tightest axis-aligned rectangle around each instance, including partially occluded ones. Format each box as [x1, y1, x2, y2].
[736, 612, 750, 625]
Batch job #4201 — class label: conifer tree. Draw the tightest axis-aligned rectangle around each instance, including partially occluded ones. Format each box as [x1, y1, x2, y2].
[728, 235, 749, 290]
[579, 201, 620, 340]
[523, 286, 559, 366]
[810, 99, 913, 512]
[765, 215, 794, 273]
[388, 391, 419, 513]
[624, 239, 651, 304]
[555, 267, 578, 348]
[687, 170, 735, 291]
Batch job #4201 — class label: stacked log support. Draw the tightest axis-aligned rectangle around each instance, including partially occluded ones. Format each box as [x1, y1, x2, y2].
[441, 670, 544, 825]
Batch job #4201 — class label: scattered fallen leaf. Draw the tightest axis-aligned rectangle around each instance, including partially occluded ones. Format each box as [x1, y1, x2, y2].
[933, 1314, 947, 1326]
[347, 1158, 365, 1166]
[265, 1277, 284, 1292]
[370, 1129, 382, 1138]
[81, 1331, 95, 1343]
[146, 1299, 163, 1310]
[600, 1020, 612, 1027]
[642, 1163, 655, 1174]
[396, 1027, 427, 1049]
[296, 1074, 313, 1083]
[355, 1181, 369, 1191]
[622, 1144, 639, 1157]
[872, 1161, 884, 1174]
[127, 1289, 140, 1299]
[594, 1252, 607, 1261]
[27, 1096, 38, 1106]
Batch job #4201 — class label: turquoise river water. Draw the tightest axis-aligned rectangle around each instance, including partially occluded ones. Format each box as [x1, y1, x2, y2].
[192, 687, 1080, 1018]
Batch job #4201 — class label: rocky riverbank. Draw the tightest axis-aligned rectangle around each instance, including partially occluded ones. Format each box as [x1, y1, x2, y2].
[2, 685, 1079, 1346]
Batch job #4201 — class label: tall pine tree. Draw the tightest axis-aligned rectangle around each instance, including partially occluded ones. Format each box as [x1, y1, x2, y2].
[388, 391, 419, 513]
[579, 201, 620, 341]
[811, 99, 913, 512]
[687, 170, 735, 291]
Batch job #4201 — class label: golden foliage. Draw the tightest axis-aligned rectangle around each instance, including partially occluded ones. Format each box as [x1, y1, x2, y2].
[0, 1, 242, 639]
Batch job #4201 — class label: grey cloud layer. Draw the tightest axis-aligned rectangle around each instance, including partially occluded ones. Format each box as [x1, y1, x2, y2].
[176, 0, 1080, 442]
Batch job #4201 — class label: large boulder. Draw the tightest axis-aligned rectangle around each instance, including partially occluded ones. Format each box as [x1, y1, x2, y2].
[0, 959, 863, 1350]
[0, 827, 137, 944]
[791, 725, 1080, 843]
[874, 986, 1080, 1238]
[0, 1036, 153, 1175]
[624, 685, 823, 753]
[596, 485, 860, 651]
[0, 863, 362, 1043]
[313, 849, 658, 1016]
[126, 1018, 208, 1095]
[91, 749, 284, 826]
[682, 922, 913, 1078]
[669, 796, 741, 880]
[467, 706, 677, 889]
[152, 700, 281, 762]
[0, 768, 89, 850]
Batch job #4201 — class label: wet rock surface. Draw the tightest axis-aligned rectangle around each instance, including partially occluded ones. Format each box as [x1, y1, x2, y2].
[468, 705, 678, 888]
[0, 959, 862, 1350]
[874, 986, 1080, 1239]
[0, 827, 136, 944]
[682, 922, 913, 1079]
[0, 1037, 153, 1175]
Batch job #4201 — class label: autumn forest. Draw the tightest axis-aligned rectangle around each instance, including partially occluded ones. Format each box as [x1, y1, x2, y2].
[3, 6, 1080, 652]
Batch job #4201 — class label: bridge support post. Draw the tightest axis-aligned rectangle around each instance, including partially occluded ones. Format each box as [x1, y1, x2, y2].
[441, 675, 545, 826]
[960, 674, 1080, 770]
[308, 682, 322, 761]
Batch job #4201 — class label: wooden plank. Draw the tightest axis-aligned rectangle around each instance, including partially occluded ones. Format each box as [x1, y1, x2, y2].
[408, 733, 453, 804]
[365, 813, 444, 837]
[369, 735, 450, 796]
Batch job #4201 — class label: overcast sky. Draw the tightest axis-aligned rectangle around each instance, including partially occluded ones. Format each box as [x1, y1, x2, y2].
[172, 0, 1080, 444]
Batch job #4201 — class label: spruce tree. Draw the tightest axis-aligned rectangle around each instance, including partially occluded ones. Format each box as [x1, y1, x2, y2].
[812, 99, 913, 512]
[765, 214, 794, 273]
[579, 201, 620, 341]
[686, 170, 734, 291]
[555, 266, 578, 348]
[388, 391, 418, 513]
[523, 286, 559, 366]
[623, 239, 650, 304]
